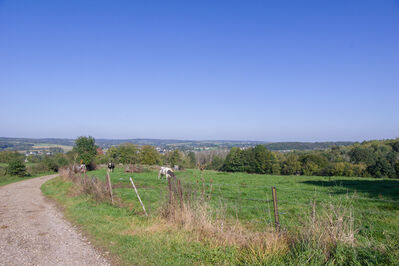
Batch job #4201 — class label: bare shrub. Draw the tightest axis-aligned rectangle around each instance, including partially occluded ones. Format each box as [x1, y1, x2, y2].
[125, 164, 145, 173]
[59, 167, 112, 203]
[27, 163, 48, 175]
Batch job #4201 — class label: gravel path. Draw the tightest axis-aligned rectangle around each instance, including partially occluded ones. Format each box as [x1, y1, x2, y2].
[0, 175, 109, 266]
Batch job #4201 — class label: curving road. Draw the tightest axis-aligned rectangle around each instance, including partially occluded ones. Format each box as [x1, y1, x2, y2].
[0, 174, 109, 266]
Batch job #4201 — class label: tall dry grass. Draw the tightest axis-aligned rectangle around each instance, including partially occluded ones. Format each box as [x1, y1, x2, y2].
[59, 167, 112, 203]
[295, 197, 357, 259]
[160, 177, 358, 262]
[160, 178, 289, 261]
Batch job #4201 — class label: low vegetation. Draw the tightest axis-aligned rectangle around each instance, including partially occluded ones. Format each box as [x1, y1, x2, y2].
[42, 166, 399, 264]
[0, 152, 57, 186]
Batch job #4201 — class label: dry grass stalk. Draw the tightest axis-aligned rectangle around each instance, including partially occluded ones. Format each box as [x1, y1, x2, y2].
[59, 167, 115, 203]
[160, 179, 288, 258]
[297, 198, 357, 255]
[125, 164, 145, 173]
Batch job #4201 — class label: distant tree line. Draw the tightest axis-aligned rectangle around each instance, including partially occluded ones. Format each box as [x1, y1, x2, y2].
[2, 136, 398, 179]
[220, 139, 399, 178]
[97, 143, 196, 169]
[264, 141, 354, 151]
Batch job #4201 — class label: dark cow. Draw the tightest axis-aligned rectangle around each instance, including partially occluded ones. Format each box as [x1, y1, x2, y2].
[108, 162, 115, 172]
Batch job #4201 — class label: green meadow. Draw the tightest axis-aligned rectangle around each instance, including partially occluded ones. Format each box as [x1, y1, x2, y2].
[42, 167, 399, 265]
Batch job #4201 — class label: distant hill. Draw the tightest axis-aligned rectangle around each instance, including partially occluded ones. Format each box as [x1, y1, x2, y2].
[0, 137, 355, 152]
[264, 141, 355, 151]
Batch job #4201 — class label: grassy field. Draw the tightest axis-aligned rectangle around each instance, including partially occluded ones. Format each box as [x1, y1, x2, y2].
[42, 167, 399, 265]
[32, 143, 73, 152]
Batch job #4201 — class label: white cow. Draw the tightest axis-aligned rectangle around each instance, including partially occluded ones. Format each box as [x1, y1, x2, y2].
[79, 164, 87, 174]
[158, 167, 175, 180]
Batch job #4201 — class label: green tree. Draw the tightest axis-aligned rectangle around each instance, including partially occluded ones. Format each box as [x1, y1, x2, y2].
[300, 153, 329, 169]
[206, 155, 224, 170]
[7, 158, 27, 176]
[302, 161, 320, 176]
[281, 154, 301, 175]
[331, 162, 346, 176]
[105, 146, 119, 163]
[350, 163, 367, 177]
[73, 136, 98, 168]
[187, 151, 196, 168]
[250, 145, 270, 174]
[391, 140, 399, 152]
[118, 143, 139, 164]
[169, 149, 182, 167]
[349, 146, 376, 165]
[222, 146, 279, 174]
[222, 147, 243, 172]
[42, 154, 69, 172]
[0, 151, 24, 163]
[140, 145, 161, 165]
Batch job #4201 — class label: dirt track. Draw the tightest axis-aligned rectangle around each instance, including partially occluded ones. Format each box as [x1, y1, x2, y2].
[0, 175, 109, 265]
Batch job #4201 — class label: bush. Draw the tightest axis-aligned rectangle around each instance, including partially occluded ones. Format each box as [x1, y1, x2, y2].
[0, 166, 6, 176]
[140, 145, 161, 165]
[27, 163, 49, 175]
[7, 159, 27, 176]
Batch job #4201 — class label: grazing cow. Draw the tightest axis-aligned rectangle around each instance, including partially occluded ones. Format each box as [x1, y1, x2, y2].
[79, 164, 86, 174]
[108, 162, 115, 172]
[158, 167, 175, 180]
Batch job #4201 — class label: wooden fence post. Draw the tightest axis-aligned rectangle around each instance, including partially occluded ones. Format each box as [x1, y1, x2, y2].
[130, 177, 148, 216]
[209, 179, 213, 201]
[106, 170, 114, 205]
[177, 179, 183, 210]
[272, 186, 280, 232]
[167, 177, 173, 205]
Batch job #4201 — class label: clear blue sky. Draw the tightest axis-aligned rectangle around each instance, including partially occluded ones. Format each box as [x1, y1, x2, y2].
[0, 0, 398, 141]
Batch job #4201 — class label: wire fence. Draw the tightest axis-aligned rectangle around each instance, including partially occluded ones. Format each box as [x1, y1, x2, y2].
[176, 178, 399, 204]
[109, 172, 399, 228]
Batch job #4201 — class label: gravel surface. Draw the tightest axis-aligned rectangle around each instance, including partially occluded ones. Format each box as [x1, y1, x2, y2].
[0, 174, 110, 266]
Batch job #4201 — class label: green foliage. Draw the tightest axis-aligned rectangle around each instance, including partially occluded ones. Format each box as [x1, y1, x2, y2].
[264, 141, 354, 151]
[117, 143, 139, 164]
[349, 143, 397, 178]
[349, 146, 376, 165]
[302, 161, 320, 176]
[169, 149, 182, 167]
[187, 151, 196, 168]
[299, 153, 329, 170]
[73, 136, 98, 167]
[41, 154, 70, 172]
[140, 145, 161, 165]
[222, 147, 244, 172]
[105, 146, 119, 162]
[281, 154, 301, 175]
[7, 158, 27, 176]
[205, 155, 224, 170]
[0, 151, 24, 163]
[222, 145, 280, 174]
